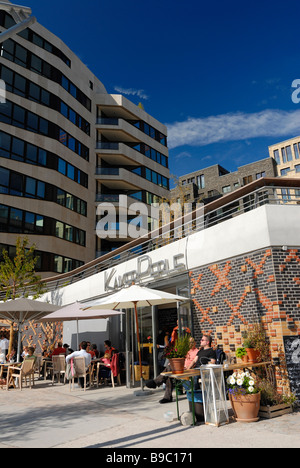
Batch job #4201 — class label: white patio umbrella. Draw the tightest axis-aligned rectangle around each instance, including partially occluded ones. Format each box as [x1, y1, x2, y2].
[0, 298, 60, 361]
[83, 284, 188, 390]
[40, 301, 124, 349]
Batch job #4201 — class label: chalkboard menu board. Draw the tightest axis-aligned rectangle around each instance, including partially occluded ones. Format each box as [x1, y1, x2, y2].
[283, 336, 300, 401]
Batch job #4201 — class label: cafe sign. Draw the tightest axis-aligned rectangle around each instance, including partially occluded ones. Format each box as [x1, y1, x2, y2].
[104, 253, 187, 291]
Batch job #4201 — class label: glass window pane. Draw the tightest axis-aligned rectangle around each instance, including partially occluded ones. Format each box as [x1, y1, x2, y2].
[58, 158, 66, 175]
[27, 143, 38, 164]
[14, 74, 26, 96]
[37, 181, 45, 198]
[65, 224, 73, 241]
[27, 111, 39, 131]
[13, 105, 25, 126]
[10, 172, 23, 195]
[67, 164, 75, 180]
[25, 177, 36, 196]
[38, 149, 47, 166]
[59, 129, 67, 145]
[57, 189, 65, 206]
[12, 138, 24, 157]
[0, 167, 9, 188]
[15, 44, 27, 66]
[55, 221, 64, 238]
[9, 207, 23, 232]
[24, 212, 35, 232]
[29, 82, 40, 102]
[0, 132, 11, 152]
[61, 102, 69, 118]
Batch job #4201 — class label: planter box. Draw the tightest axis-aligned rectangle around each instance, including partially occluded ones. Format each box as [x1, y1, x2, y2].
[258, 403, 293, 419]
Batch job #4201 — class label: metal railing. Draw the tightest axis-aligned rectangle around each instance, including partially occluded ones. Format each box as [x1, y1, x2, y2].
[7, 178, 300, 299]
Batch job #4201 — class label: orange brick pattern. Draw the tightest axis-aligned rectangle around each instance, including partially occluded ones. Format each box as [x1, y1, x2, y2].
[190, 247, 300, 397]
[14, 321, 63, 354]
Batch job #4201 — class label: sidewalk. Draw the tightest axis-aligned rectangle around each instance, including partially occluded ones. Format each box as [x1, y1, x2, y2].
[1, 380, 300, 448]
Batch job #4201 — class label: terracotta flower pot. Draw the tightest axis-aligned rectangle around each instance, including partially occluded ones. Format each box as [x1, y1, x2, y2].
[230, 392, 261, 423]
[245, 348, 260, 364]
[169, 358, 185, 374]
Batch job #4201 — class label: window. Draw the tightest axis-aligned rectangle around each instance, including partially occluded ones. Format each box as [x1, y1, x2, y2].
[243, 175, 253, 185]
[294, 143, 300, 160]
[222, 185, 231, 194]
[281, 147, 287, 163]
[197, 174, 205, 189]
[256, 171, 266, 179]
[280, 167, 290, 176]
[286, 146, 293, 162]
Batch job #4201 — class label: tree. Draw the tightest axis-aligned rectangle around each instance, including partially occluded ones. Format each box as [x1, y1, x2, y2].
[0, 237, 47, 354]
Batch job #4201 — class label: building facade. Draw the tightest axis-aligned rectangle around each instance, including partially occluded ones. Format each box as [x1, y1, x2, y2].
[0, 2, 170, 276]
[22, 177, 299, 399]
[171, 158, 277, 205]
[269, 135, 300, 178]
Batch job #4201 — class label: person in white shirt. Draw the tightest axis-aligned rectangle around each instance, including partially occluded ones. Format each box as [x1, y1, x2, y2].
[66, 341, 91, 388]
[0, 334, 9, 358]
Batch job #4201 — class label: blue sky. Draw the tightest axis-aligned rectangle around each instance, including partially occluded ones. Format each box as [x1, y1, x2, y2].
[21, 0, 300, 182]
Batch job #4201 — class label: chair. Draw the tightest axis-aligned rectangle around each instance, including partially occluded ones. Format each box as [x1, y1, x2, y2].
[97, 353, 121, 388]
[69, 357, 90, 392]
[9, 359, 35, 391]
[34, 354, 42, 379]
[52, 355, 66, 385]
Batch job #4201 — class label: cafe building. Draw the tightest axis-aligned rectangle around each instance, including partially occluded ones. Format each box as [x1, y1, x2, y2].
[19, 177, 300, 401]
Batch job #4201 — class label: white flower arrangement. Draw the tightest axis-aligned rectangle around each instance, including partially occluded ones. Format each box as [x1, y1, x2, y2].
[227, 371, 259, 396]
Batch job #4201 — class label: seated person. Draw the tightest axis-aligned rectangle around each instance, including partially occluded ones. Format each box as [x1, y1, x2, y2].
[6, 347, 17, 363]
[87, 342, 96, 359]
[25, 347, 37, 363]
[146, 337, 199, 404]
[92, 344, 100, 359]
[50, 341, 66, 357]
[186, 335, 216, 369]
[65, 341, 92, 388]
[99, 340, 117, 380]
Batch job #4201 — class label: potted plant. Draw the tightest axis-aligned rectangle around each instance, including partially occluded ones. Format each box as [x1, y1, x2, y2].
[242, 323, 270, 363]
[257, 378, 296, 419]
[227, 371, 261, 422]
[235, 347, 248, 363]
[164, 334, 192, 374]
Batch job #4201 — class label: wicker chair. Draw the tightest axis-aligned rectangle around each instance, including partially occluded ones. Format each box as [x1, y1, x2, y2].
[9, 359, 35, 390]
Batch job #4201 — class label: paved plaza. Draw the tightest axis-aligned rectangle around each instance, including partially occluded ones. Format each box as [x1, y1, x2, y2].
[0, 380, 299, 449]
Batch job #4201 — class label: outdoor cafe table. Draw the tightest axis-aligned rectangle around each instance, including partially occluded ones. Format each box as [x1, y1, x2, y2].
[161, 361, 273, 426]
[161, 369, 201, 426]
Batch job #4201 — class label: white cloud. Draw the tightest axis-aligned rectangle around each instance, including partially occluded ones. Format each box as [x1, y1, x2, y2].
[166, 109, 300, 149]
[114, 86, 149, 100]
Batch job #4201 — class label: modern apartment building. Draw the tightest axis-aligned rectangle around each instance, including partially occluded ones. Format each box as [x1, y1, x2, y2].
[171, 157, 277, 205]
[0, 2, 170, 276]
[268, 135, 300, 178]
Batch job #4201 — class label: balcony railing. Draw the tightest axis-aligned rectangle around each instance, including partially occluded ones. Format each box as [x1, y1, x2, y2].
[15, 178, 300, 299]
[96, 142, 119, 150]
[95, 167, 119, 176]
[96, 118, 119, 125]
[95, 194, 120, 203]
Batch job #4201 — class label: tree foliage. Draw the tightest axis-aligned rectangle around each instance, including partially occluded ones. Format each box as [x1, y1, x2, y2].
[0, 236, 46, 301]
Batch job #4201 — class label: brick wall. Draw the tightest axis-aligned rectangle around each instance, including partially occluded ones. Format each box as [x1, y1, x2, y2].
[190, 247, 300, 395]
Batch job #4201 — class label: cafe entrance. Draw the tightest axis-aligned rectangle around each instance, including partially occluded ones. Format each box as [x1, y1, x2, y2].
[124, 275, 192, 387]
